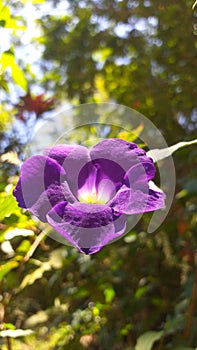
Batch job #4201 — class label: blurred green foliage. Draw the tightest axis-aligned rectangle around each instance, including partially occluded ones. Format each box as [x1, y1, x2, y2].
[0, 0, 197, 349]
[38, 0, 197, 142]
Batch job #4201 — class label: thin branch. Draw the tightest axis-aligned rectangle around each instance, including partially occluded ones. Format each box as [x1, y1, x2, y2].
[23, 227, 49, 263]
[6, 337, 11, 350]
[13, 226, 50, 295]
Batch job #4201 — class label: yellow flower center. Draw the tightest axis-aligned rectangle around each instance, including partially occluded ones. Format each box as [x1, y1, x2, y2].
[78, 188, 107, 204]
[78, 179, 116, 205]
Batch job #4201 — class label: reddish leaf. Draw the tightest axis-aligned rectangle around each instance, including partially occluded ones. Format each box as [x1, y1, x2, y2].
[132, 101, 140, 109]
[15, 92, 56, 122]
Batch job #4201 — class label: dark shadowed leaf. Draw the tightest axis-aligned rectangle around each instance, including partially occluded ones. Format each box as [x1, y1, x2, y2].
[135, 331, 163, 350]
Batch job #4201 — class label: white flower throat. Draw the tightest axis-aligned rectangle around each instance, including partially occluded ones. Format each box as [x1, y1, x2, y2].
[78, 178, 116, 204]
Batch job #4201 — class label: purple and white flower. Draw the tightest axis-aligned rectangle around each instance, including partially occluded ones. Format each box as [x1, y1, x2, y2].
[13, 139, 165, 254]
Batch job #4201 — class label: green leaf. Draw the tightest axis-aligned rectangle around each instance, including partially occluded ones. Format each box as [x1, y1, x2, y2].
[4, 323, 16, 330]
[0, 4, 10, 21]
[0, 194, 19, 221]
[104, 287, 115, 303]
[0, 261, 19, 282]
[134, 285, 149, 299]
[135, 331, 163, 350]
[147, 140, 197, 163]
[0, 106, 12, 130]
[0, 4, 24, 31]
[92, 47, 113, 62]
[11, 63, 27, 91]
[0, 52, 27, 91]
[5, 17, 25, 31]
[16, 240, 31, 253]
[20, 262, 51, 289]
[0, 329, 33, 338]
[118, 123, 144, 142]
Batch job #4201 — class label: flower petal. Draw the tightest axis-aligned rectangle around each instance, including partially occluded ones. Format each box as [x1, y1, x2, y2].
[145, 189, 166, 212]
[90, 138, 150, 172]
[48, 202, 113, 228]
[29, 181, 77, 222]
[44, 144, 76, 166]
[30, 184, 66, 222]
[125, 160, 156, 187]
[47, 201, 127, 254]
[50, 145, 91, 197]
[13, 155, 66, 211]
[109, 183, 165, 215]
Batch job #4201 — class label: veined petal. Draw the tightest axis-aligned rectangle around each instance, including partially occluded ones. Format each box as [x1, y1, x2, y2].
[30, 182, 77, 222]
[44, 144, 76, 166]
[48, 202, 113, 228]
[144, 189, 166, 212]
[90, 138, 150, 172]
[30, 184, 66, 222]
[13, 155, 66, 210]
[47, 201, 127, 254]
[54, 145, 91, 197]
[109, 183, 165, 215]
[125, 160, 156, 187]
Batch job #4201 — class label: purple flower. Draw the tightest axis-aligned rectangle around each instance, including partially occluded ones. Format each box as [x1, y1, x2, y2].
[13, 139, 165, 254]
